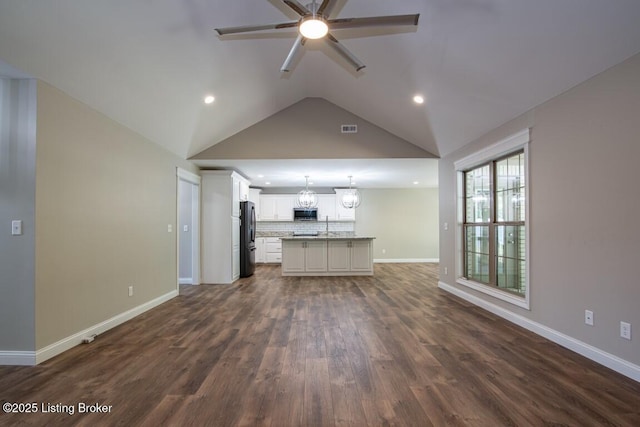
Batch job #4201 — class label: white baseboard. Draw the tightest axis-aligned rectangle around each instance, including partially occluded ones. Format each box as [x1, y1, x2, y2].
[178, 277, 193, 285]
[438, 281, 640, 383]
[31, 290, 178, 365]
[374, 258, 439, 263]
[0, 351, 37, 366]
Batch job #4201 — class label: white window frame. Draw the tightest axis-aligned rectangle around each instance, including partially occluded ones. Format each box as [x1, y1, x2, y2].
[454, 129, 531, 310]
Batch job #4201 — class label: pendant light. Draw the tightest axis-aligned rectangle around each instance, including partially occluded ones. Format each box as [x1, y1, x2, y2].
[296, 176, 318, 209]
[341, 176, 361, 209]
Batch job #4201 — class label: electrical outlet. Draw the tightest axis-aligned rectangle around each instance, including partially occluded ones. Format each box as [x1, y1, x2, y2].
[382, 249, 386, 254]
[444, 267, 448, 275]
[620, 322, 631, 340]
[128, 286, 134, 297]
[444, 222, 449, 231]
[585, 310, 594, 326]
[167, 224, 172, 233]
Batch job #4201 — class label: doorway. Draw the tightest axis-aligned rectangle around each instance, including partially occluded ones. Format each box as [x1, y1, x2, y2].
[177, 168, 200, 286]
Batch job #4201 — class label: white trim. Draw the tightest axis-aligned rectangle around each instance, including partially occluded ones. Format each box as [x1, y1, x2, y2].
[438, 281, 640, 383]
[178, 277, 193, 285]
[190, 182, 200, 285]
[373, 258, 439, 263]
[454, 129, 530, 170]
[34, 290, 177, 365]
[456, 278, 529, 309]
[177, 168, 201, 184]
[0, 351, 37, 366]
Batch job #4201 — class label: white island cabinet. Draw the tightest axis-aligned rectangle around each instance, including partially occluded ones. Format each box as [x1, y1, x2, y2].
[282, 240, 328, 273]
[281, 237, 374, 276]
[201, 170, 250, 284]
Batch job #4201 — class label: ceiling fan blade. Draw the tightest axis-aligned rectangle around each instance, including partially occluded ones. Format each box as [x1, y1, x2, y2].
[281, 35, 307, 72]
[328, 14, 420, 30]
[282, 0, 310, 16]
[324, 34, 365, 72]
[215, 21, 298, 35]
[317, 0, 338, 17]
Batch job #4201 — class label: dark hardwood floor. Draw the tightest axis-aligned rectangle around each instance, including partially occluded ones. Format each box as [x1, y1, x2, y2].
[1, 263, 639, 426]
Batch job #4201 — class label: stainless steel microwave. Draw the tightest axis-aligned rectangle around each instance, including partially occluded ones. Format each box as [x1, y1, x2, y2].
[293, 208, 318, 221]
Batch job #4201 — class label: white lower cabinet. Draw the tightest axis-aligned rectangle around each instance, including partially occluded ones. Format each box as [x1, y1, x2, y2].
[265, 237, 282, 263]
[328, 240, 373, 273]
[350, 240, 373, 271]
[255, 237, 265, 263]
[306, 241, 329, 272]
[282, 240, 327, 274]
[282, 238, 373, 276]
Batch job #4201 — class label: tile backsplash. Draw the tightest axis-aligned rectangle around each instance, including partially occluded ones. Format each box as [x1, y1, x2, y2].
[257, 221, 355, 234]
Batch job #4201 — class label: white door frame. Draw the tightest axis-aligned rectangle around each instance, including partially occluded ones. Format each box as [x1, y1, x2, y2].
[177, 168, 201, 287]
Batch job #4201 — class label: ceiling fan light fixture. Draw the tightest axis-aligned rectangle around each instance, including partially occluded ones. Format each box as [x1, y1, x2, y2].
[299, 16, 328, 39]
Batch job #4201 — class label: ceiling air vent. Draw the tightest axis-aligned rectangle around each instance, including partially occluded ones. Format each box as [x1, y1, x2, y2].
[341, 124, 358, 134]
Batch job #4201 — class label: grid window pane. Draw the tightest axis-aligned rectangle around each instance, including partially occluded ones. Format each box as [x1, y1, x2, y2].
[495, 153, 525, 222]
[465, 226, 489, 283]
[465, 165, 491, 223]
[467, 252, 490, 284]
[496, 225, 526, 295]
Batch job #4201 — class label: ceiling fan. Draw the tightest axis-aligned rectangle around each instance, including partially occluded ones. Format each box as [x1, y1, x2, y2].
[214, 0, 419, 73]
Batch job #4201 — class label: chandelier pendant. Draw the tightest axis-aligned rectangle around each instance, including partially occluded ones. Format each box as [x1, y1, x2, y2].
[341, 176, 361, 209]
[296, 176, 318, 209]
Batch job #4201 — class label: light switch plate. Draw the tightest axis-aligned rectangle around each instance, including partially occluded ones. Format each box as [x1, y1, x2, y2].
[11, 220, 23, 236]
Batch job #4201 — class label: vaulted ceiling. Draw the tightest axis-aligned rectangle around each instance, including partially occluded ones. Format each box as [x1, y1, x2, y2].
[2, 0, 640, 163]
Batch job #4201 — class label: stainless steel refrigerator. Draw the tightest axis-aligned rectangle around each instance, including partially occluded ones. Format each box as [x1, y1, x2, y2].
[239, 201, 256, 277]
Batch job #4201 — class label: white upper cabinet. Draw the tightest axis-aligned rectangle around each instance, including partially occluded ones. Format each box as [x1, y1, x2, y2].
[259, 195, 295, 221]
[238, 180, 249, 202]
[316, 194, 336, 221]
[248, 188, 261, 220]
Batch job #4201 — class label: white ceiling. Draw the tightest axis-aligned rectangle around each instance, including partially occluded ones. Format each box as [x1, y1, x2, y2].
[2, 0, 640, 187]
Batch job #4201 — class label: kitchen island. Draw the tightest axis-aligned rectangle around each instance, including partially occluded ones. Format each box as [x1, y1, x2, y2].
[281, 235, 375, 276]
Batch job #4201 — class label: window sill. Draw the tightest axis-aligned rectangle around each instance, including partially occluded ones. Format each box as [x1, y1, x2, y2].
[456, 278, 530, 310]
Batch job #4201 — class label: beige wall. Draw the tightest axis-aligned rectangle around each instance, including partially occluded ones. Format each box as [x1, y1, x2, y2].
[192, 98, 435, 159]
[357, 188, 439, 261]
[439, 53, 640, 366]
[34, 81, 199, 349]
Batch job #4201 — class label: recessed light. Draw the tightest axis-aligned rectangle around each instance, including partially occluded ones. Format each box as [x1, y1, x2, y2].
[413, 181, 419, 185]
[257, 174, 264, 178]
[265, 181, 271, 185]
[204, 95, 215, 104]
[309, 181, 314, 185]
[413, 95, 424, 104]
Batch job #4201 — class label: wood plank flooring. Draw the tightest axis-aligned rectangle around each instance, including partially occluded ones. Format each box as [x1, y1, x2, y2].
[1, 263, 639, 426]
